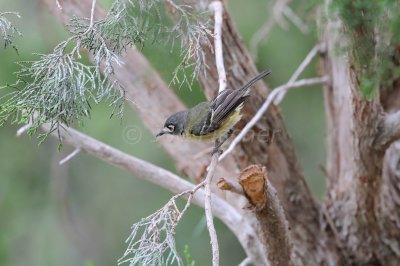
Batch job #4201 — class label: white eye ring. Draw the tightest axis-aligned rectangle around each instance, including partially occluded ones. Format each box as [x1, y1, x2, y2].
[167, 125, 175, 131]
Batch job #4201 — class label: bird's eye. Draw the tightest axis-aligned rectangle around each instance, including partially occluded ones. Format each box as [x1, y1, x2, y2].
[167, 125, 175, 131]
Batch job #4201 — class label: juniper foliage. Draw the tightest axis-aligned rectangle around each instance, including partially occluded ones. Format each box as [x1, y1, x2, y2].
[0, 12, 22, 52]
[0, 0, 211, 141]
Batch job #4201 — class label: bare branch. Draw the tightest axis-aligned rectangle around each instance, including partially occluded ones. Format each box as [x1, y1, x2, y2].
[59, 148, 81, 165]
[250, 0, 290, 58]
[282, 6, 309, 34]
[274, 43, 325, 103]
[374, 111, 400, 150]
[204, 154, 220, 266]
[209, 1, 226, 93]
[220, 76, 328, 161]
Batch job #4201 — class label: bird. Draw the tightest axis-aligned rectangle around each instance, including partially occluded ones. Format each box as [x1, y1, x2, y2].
[156, 70, 271, 154]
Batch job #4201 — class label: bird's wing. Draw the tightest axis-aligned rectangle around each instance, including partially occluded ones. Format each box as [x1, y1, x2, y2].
[209, 88, 247, 130]
[209, 70, 271, 129]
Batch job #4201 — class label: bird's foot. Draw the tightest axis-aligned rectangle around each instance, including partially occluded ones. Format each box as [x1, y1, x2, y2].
[212, 147, 223, 156]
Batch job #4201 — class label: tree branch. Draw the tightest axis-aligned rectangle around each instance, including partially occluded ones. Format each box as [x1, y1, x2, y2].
[282, 5, 309, 34]
[204, 154, 220, 266]
[209, 1, 226, 94]
[250, 0, 290, 58]
[274, 43, 325, 104]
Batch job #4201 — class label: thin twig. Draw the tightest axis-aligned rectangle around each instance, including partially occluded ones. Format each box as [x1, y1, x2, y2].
[209, 1, 226, 94]
[204, 153, 220, 266]
[219, 76, 328, 161]
[289, 43, 321, 83]
[274, 43, 324, 104]
[282, 5, 309, 34]
[59, 148, 81, 165]
[250, 0, 290, 59]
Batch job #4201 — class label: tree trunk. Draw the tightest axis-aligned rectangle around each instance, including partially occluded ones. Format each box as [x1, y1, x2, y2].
[320, 0, 400, 264]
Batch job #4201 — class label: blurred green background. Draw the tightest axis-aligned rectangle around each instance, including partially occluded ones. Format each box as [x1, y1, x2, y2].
[0, 0, 325, 265]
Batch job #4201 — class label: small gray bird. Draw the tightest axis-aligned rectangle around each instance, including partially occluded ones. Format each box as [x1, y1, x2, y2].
[156, 70, 271, 153]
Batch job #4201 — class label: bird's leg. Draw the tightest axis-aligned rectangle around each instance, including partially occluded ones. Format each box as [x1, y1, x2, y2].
[212, 129, 234, 155]
[212, 139, 223, 155]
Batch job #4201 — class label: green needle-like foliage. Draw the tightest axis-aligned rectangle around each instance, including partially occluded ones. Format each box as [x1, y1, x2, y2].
[0, 0, 211, 143]
[0, 41, 124, 142]
[0, 12, 22, 52]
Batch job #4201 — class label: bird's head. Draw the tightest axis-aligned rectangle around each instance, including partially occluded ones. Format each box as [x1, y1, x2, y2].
[156, 110, 187, 137]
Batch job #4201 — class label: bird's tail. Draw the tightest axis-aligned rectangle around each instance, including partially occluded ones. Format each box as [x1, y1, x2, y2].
[238, 69, 271, 94]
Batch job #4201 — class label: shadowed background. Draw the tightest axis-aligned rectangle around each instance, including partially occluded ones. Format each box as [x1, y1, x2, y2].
[0, 0, 324, 265]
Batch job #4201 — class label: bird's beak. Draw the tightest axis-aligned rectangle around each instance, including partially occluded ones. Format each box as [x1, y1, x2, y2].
[156, 129, 167, 138]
